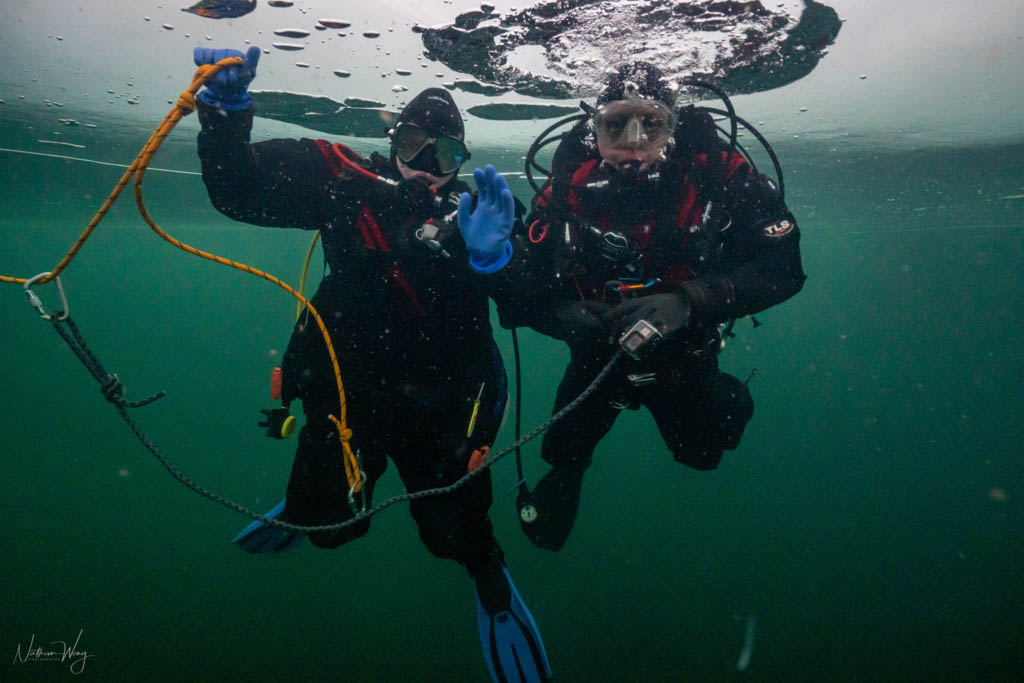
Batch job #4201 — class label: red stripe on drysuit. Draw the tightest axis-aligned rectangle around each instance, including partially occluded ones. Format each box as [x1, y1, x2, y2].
[389, 266, 427, 317]
[314, 139, 343, 176]
[315, 141, 426, 317]
[566, 159, 600, 215]
[357, 204, 427, 317]
[355, 205, 390, 253]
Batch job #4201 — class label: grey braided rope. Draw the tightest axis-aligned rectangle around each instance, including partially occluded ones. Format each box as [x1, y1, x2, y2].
[116, 349, 624, 534]
[42, 295, 624, 534]
[54, 316, 166, 407]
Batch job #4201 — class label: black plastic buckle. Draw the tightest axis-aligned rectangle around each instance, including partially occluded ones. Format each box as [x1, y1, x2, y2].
[259, 407, 297, 439]
[598, 231, 631, 262]
[627, 372, 658, 387]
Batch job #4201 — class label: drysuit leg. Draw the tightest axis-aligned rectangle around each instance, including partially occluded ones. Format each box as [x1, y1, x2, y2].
[523, 351, 622, 551]
[646, 360, 754, 470]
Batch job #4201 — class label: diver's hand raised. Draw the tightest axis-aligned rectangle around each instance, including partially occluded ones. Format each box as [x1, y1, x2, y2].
[457, 164, 515, 273]
[193, 46, 261, 110]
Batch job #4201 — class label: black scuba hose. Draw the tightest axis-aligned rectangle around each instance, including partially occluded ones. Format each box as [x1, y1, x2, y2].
[682, 78, 739, 170]
[701, 107, 786, 201]
[512, 327, 525, 486]
[523, 82, 784, 203]
[524, 112, 588, 196]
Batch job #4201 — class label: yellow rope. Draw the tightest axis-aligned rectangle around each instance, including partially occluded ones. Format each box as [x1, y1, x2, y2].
[296, 230, 321, 321]
[3, 58, 363, 493]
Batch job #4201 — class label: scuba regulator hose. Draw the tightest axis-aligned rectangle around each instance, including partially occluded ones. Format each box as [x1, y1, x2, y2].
[4, 57, 624, 535]
[523, 77, 785, 203]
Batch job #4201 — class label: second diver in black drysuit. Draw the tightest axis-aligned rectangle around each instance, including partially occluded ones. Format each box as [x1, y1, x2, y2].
[472, 62, 807, 552]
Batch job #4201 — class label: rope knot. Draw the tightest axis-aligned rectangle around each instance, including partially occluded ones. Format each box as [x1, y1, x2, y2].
[327, 415, 352, 443]
[100, 374, 125, 405]
[177, 91, 197, 114]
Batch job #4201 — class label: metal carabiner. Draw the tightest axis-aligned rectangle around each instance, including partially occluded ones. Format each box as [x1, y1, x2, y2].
[347, 450, 367, 513]
[415, 223, 452, 259]
[415, 220, 453, 259]
[23, 272, 69, 321]
[347, 477, 364, 513]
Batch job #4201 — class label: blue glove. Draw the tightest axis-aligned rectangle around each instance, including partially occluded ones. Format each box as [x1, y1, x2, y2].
[193, 46, 261, 111]
[457, 164, 515, 273]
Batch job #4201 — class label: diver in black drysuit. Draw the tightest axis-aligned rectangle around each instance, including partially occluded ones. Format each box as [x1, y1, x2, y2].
[195, 59, 517, 612]
[481, 62, 807, 551]
[195, 44, 558, 683]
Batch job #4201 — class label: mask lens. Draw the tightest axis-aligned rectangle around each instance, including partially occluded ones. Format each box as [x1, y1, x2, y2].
[395, 125, 468, 175]
[395, 125, 430, 163]
[601, 112, 631, 138]
[595, 101, 675, 150]
[639, 113, 670, 138]
[434, 136, 470, 175]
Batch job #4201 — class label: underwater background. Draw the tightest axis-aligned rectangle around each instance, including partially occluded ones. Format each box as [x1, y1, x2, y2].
[1, 0, 1021, 681]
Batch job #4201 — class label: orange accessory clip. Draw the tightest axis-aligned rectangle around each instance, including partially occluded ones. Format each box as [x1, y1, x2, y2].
[270, 366, 283, 400]
[467, 445, 490, 473]
[528, 220, 548, 244]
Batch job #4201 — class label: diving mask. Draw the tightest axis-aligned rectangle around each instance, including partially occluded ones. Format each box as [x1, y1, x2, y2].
[394, 123, 470, 176]
[593, 99, 676, 152]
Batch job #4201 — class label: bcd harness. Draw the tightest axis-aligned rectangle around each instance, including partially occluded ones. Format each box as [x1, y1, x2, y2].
[314, 139, 464, 318]
[532, 141, 750, 301]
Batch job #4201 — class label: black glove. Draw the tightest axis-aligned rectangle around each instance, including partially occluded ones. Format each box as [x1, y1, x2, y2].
[603, 292, 692, 340]
[542, 301, 611, 346]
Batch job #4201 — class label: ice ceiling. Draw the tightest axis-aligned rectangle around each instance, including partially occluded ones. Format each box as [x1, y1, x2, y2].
[1, 0, 1022, 151]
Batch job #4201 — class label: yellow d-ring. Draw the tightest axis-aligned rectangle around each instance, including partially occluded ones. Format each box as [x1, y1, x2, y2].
[280, 415, 298, 438]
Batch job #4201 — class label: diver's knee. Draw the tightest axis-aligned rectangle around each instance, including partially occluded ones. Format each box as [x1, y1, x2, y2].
[416, 527, 460, 561]
[670, 372, 754, 470]
[307, 519, 371, 549]
[540, 429, 596, 469]
[715, 372, 754, 436]
[672, 444, 725, 470]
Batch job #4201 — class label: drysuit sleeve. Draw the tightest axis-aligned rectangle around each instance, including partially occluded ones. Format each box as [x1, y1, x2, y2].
[680, 167, 807, 328]
[196, 101, 363, 228]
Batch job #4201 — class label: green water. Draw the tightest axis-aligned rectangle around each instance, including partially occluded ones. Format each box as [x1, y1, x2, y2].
[1, 117, 1022, 681]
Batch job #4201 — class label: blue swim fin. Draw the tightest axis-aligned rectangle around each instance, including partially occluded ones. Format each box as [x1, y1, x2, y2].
[231, 498, 305, 553]
[475, 566, 552, 683]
